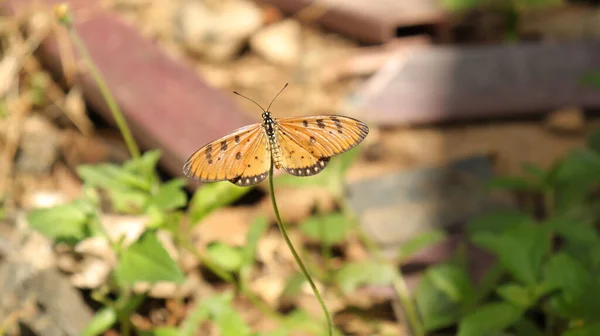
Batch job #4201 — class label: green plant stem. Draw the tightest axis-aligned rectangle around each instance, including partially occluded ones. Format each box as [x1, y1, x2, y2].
[339, 198, 425, 336]
[64, 25, 140, 159]
[268, 160, 333, 336]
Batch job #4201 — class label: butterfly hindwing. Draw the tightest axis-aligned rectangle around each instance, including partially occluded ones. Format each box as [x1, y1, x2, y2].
[183, 123, 268, 184]
[276, 128, 331, 176]
[276, 115, 369, 158]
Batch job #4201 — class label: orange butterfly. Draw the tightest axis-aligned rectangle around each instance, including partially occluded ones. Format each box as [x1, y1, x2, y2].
[183, 84, 369, 186]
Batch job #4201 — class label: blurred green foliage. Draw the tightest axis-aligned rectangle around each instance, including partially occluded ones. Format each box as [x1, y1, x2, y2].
[411, 127, 600, 335]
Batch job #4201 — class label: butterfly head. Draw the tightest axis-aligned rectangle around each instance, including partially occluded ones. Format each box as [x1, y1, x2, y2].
[261, 111, 272, 121]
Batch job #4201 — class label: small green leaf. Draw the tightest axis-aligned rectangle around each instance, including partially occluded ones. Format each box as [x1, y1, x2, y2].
[80, 307, 117, 336]
[178, 295, 211, 336]
[124, 149, 162, 180]
[115, 231, 185, 285]
[149, 179, 187, 210]
[27, 202, 90, 241]
[108, 188, 149, 214]
[542, 252, 589, 296]
[398, 229, 446, 262]
[457, 302, 524, 336]
[206, 242, 244, 273]
[545, 216, 599, 245]
[486, 176, 536, 191]
[472, 224, 550, 286]
[281, 272, 307, 300]
[184, 291, 251, 336]
[299, 213, 353, 245]
[241, 216, 269, 266]
[467, 209, 534, 236]
[496, 283, 535, 308]
[427, 263, 474, 304]
[189, 181, 252, 225]
[415, 272, 462, 331]
[587, 127, 600, 154]
[580, 70, 600, 89]
[335, 261, 396, 294]
[513, 318, 544, 336]
[563, 322, 600, 336]
[138, 328, 180, 336]
[214, 305, 251, 336]
[77, 164, 151, 192]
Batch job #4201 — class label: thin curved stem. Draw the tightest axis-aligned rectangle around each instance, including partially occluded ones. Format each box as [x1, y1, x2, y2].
[56, 5, 140, 159]
[268, 160, 333, 336]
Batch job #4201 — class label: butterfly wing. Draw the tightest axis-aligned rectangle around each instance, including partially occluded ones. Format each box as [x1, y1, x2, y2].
[275, 115, 368, 176]
[183, 123, 270, 186]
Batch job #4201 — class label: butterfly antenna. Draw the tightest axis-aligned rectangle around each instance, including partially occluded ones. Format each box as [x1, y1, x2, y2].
[233, 91, 266, 113]
[266, 83, 288, 112]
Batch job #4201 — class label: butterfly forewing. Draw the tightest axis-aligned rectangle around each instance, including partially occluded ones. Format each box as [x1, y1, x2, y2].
[228, 127, 270, 186]
[276, 115, 369, 159]
[183, 123, 269, 185]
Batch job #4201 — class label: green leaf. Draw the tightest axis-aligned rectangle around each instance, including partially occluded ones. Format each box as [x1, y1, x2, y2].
[27, 201, 90, 242]
[553, 149, 600, 212]
[415, 272, 462, 331]
[206, 242, 244, 273]
[580, 70, 600, 89]
[543, 252, 589, 296]
[496, 283, 535, 308]
[281, 272, 307, 300]
[563, 322, 600, 336]
[188, 291, 251, 336]
[486, 176, 536, 191]
[335, 261, 396, 294]
[124, 149, 162, 180]
[467, 210, 534, 236]
[398, 229, 446, 262]
[545, 216, 599, 245]
[279, 309, 343, 335]
[80, 307, 117, 336]
[115, 231, 185, 285]
[457, 302, 524, 336]
[214, 305, 251, 336]
[472, 224, 550, 285]
[149, 179, 187, 211]
[427, 263, 474, 304]
[542, 252, 600, 321]
[513, 318, 544, 336]
[178, 296, 211, 336]
[189, 181, 252, 225]
[241, 216, 269, 266]
[138, 328, 180, 336]
[299, 213, 353, 245]
[77, 164, 152, 192]
[108, 188, 149, 214]
[587, 127, 600, 154]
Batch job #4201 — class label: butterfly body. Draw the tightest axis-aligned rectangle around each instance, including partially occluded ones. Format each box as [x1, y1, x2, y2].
[183, 90, 369, 187]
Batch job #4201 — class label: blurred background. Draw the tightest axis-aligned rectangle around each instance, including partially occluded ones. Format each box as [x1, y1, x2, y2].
[2, 0, 600, 335]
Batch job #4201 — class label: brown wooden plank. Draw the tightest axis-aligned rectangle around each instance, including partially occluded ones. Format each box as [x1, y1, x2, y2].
[2, 0, 257, 182]
[257, 0, 448, 44]
[348, 41, 600, 126]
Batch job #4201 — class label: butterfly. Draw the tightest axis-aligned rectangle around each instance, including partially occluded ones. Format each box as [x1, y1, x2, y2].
[182, 84, 369, 186]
